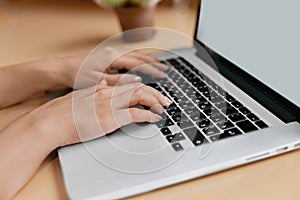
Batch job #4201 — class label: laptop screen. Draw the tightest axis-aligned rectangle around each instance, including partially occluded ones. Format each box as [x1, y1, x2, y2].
[196, 0, 300, 108]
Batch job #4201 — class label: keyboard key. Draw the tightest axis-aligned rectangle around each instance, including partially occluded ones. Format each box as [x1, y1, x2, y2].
[190, 78, 201, 87]
[191, 95, 207, 104]
[177, 82, 189, 89]
[172, 92, 184, 99]
[210, 82, 221, 91]
[225, 94, 236, 102]
[203, 106, 220, 116]
[166, 103, 177, 109]
[197, 84, 208, 93]
[236, 120, 258, 133]
[228, 113, 246, 122]
[194, 81, 206, 88]
[221, 106, 238, 115]
[210, 113, 226, 123]
[210, 128, 242, 141]
[179, 100, 194, 109]
[146, 83, 162, 91]
[198, 101, 212, 110]
[202, 89, 215, 98]
[184, 127, 207, 146]
[184, 107, 200, 116]
[177, 96, 189, 103]
[161, 127, 172, 135]
[161, 112, 168, 119]
[167, 107, 181, 116]
[187, 90, 198, 96]
[197, 119, 212, 128]
[255, 120, 269, 129]
[171, 143, 184, 151]
[216, 120, 234, 130]
[202, 126, 220, 136]
[174, 77, 184, 84]
[204, 77, 213, 86]
[239, 107, 251, 115]
[138, 73, 154, 84]
[172, 113, 189, 122]
[214, 101, 231, 109]
[218, 90, 227, 97]
[173, 97, 179, 103]
[182, 87, 194, 94]
[157, 119, 174, 128]
[190, 112, 206, 122]
[205, 91, 218, 101]
[247, 113, 260, 122]
[231, 101, 243, 108]
[166, 132, 186, 143]
[210, 95, 224, 103]
[177, 120, 194, 129]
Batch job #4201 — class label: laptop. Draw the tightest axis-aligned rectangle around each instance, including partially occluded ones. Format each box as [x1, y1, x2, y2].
[58, 0, 300, 199]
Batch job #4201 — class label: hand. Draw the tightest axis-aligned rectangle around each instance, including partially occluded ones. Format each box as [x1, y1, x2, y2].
[27, 81, 172, 147]
[0, 80, 172, 199]
[53, 47, 169, 89]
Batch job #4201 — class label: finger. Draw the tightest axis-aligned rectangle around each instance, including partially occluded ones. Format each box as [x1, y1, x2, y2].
[115, 108, 162, 126]
[95, 82, 143, 100]
[111, 85, 172, 111]
[104, 82, 144, 97]
[99, 79, 108, 86]
[130, 52, 169, 71]
[113, 56, 166, 78]
[102, 73, 142, 86]
[133, 63, 166, 78]
[115, 92, 164, 114]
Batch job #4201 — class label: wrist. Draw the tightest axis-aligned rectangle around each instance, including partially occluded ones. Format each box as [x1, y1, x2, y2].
[37, 57, 70, 91]
[4, 113, 59, 154]
[49, 54, 87, 88]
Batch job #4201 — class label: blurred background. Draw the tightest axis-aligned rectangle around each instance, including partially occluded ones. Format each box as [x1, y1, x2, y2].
[0, 0, 199, 66]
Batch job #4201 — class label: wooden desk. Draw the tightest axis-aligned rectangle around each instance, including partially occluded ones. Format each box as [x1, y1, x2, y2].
[1, 1, 300, 199]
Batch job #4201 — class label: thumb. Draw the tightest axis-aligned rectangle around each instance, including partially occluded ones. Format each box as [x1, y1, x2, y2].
[102, 73, 142, 86]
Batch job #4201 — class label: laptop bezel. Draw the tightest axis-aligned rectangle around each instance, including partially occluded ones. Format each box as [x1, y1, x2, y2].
[193, 1, 300, 123]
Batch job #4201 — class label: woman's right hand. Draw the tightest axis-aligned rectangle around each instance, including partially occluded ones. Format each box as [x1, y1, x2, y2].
[0, 80, 172, 199]
[24, 80, 172, 148]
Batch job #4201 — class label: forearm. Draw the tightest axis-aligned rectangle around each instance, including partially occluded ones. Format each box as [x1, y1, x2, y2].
[0, 58, 69, 108]
[0, 114, 58, 199]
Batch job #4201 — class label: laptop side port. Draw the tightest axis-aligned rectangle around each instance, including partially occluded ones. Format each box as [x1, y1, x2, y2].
[294, 143, 300, 148]
[246, 152, 270, 161]
[276, 146, 289, 153]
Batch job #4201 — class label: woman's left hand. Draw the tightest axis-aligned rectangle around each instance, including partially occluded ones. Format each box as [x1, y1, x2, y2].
[51, 47, 169, 89]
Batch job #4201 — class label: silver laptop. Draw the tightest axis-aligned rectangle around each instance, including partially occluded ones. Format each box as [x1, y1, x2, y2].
[58, 0, 300, 199]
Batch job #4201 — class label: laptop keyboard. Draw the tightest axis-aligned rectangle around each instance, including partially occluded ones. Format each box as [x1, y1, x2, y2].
[137, 57, 269, 152]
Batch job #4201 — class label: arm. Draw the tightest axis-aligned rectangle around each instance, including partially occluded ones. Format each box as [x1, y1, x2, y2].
[0, 58, 74, 109]
[0, 114, 57, 200]
[0, 82, 171, 199]
[0, 50, 167, 109]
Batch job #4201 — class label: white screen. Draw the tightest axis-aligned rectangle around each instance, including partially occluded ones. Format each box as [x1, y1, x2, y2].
[197, 0, 300, 107]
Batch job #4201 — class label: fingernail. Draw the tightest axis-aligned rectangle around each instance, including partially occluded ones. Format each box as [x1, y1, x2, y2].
[152, 114, 162, 122]
[127, 76, 142, 83]
[158, 63, 169, 71]
[158, 71, 166, 78]
[99, 79, 107, 86]
[164, 96, 172, 106]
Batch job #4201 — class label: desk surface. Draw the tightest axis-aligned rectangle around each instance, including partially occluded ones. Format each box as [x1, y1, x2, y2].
[1, 1, 300, 199]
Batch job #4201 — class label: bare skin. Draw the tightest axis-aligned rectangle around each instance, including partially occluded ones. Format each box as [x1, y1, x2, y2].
[0, 49, 171, 199]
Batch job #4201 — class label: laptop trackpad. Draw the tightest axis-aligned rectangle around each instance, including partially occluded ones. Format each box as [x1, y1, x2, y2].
[105, 123, 167, 153]
[83, 123, 178, 173]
